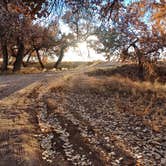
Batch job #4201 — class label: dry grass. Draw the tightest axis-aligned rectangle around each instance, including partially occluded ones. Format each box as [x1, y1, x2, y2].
[0, 61, 98, 75]
[91, 77, 165, 131]
[0, 97, 41, 165]
[56, 66, 166, 132]
[87, 63, 166, 83]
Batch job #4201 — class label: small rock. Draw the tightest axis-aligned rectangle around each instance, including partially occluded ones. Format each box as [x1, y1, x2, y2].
[154, 153, 161, 160]
[42, 69, 47, 72]
[61, 68, 68, 71]
[161, 158, 166, 165]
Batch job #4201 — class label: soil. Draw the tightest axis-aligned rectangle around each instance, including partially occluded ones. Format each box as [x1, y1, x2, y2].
[0, 72, 63, 100]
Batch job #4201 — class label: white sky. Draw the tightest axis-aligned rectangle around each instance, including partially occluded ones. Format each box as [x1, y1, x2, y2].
[60, 22, 105, 62]
[63, 41, 105, 62]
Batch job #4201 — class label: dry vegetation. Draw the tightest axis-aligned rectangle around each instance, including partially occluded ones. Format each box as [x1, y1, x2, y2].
[86, 64, 166, 131]
[87, 63, 166, 83]
[34, 64, 166, 165]
[0, 0, 165, 165]
[0, 63, 165, 165]
[0, 83, 43, 165]
[0, 61, 96, 75]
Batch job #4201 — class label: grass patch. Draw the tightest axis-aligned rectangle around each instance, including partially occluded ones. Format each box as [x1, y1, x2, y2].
[87, 63, 166, 83]
[49, 63, 166, 132]
[0, 61, 97, 75]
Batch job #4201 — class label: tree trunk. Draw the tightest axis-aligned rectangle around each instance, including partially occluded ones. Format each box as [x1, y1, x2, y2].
[54, 46, 66, 69]
[138, 55, 144, 80]
[36, 49, 44, 69]
[26, 54, 32, 63]
[133, 43, 144, 80]
[22, 61, 26, 67]
[26, 49, 35, 64]
[106, 53, 110, 62]
[1, 41, 8, 72]
[13, 38, 24, 72]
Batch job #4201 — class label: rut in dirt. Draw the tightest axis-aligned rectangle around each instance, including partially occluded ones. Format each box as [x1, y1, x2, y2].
[36, 90, 136, 166]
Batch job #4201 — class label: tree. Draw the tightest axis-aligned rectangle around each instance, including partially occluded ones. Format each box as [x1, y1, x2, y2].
[53, 33, 76, 69]
[13, 16, 27, 72]
[0, 1, 12, 71]
[0, 1, 35, 72]
[88, 27, 121, 61]
[115, 1, 166, 79]
[0, 0, 165, 74]
[27, 23, 57, 68]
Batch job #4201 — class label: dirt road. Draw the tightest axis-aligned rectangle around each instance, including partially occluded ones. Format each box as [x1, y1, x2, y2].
[37, 75, 166, 166]
[0, 72, 63, 100]
[0, 71, 65, 166]
[0, 67, 165, 166]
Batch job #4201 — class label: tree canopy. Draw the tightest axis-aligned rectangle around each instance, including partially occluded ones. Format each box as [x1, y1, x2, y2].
[0, 0, 165, 78]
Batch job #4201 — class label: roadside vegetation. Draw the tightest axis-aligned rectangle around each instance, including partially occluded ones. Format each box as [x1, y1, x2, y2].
[0, 61, 96, 74]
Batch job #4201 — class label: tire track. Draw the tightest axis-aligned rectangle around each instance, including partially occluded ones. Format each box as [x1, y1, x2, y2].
[37, 91, 136, 166]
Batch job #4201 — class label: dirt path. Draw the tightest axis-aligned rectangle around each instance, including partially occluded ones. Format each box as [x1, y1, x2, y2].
[36, 75, 166, 166]
[0, 71, 70, 166]
[0, 69, 89, 166]
[0, 67, 165, 166]
[0, 72, 64, 100]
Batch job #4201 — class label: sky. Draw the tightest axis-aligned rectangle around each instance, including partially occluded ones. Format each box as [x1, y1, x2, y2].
[59, 22, 106, 62]
[63, 41, 105, 61]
